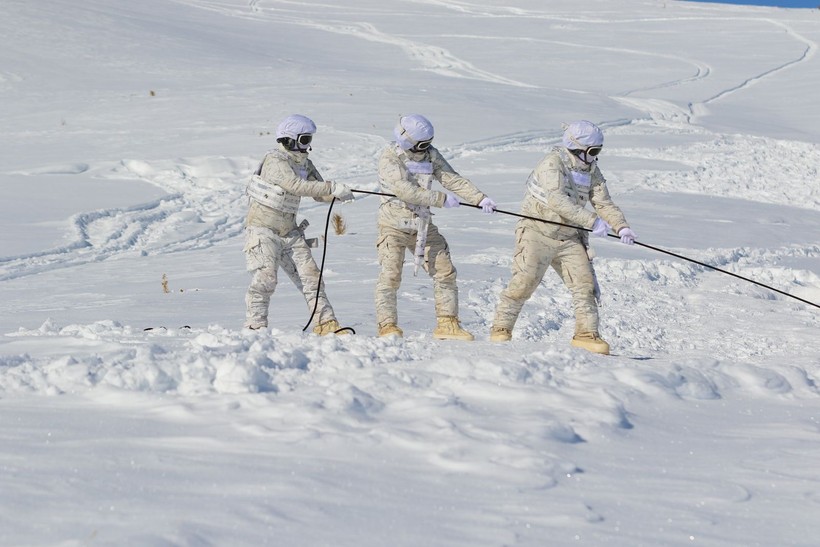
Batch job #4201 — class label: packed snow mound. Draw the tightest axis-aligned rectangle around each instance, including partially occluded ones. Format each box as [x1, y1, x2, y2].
[2, 0, 820, 545]
[3, 319, 817, 407]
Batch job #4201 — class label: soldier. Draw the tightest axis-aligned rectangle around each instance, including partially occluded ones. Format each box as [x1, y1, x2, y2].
[490, 120, 637, 354]
[243, 114, 354, 334]
[375, 114, 497, 340]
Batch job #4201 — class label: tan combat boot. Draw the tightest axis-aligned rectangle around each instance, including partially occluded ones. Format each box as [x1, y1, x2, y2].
[571, 332, 610, 355]
[313, 319, 350, 336]
[489, 326, 512, 342]
[433, 316, 474, 341]
[378, 323, 403, 338]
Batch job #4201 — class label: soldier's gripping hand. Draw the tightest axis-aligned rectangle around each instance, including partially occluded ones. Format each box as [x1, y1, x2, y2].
[591, 217, 611, 238]
[329, 181, 355, 203]
[618, 227, 636, 245]
[478, 196, 496, 214]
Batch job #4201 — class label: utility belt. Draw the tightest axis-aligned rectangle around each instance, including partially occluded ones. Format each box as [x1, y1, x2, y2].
[245, 219, 318, 249]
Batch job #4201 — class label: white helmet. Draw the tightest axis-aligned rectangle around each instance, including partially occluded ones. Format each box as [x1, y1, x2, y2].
[394, 114, 435, 152]
[562, 120, 604, 163]
[276, 114, 317, 152]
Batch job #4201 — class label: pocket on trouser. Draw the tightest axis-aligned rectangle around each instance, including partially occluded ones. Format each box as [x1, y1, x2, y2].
[512, 228, 541, 275]
[375, 233, 390, 251]
[244, 229, 278, 272]
[560, 246, 595, 292]
[243, 230, 262, 252]
[511, 246, 528, 274]
[425, 238, 455, 282]
[377, 233, 406, 280]
[245, 243, 268, 272]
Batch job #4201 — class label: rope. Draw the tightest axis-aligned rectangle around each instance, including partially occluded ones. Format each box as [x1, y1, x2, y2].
[351, 188, 820, 311]
[302, 197, 356, 334]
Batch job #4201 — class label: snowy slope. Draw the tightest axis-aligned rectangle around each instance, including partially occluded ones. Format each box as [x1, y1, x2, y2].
[1, 1, 819, 545]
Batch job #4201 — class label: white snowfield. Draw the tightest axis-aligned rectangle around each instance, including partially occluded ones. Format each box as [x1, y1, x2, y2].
[1, 1, 819, 545]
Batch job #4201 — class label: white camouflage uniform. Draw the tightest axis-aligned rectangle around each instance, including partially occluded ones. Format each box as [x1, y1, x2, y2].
[375, 143, 486, 329]
[492, 142, 630, 337]
[243, 141, 339, 330]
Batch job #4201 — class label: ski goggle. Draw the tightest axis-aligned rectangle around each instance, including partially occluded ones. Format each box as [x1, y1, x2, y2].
[566, 131, 602, 158]
[413, 138, 433, 151]
[570, 144, 602, 160]
[297, 133, 313, 147]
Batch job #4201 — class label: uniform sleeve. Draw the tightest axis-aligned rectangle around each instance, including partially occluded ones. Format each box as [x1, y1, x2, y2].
[306, 161, 335, 203]
[379, 149, 446, 208]
[588, 167, 629, 233]
[431, 149, 486, 206]
[261, 155, 333, 199]
[539, 156, 598, 229]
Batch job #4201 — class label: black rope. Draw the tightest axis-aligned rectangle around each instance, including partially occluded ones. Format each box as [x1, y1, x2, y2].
[351, 188, 820, 311]
[302, 197, 356, 334]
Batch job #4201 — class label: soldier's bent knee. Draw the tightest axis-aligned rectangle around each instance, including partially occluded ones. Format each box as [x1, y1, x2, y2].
[252, 267, 277, 293]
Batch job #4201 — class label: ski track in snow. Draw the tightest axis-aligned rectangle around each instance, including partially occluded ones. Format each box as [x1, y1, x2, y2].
[3, 124, 818, 289]
[1, 0, 818, 437]
[0, 157, 251, 281]
[186, 0, 536, 88]
[700, 18, 817, 109]
[187, 0, 818, 124]
[2, 118, 819, 398]
[2, 3, 820, 544]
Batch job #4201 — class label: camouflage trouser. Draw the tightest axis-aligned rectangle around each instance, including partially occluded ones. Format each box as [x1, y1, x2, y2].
[493, 221, 598, 335]
[244, 225, 335, 328]
[375, 223, 458, 327]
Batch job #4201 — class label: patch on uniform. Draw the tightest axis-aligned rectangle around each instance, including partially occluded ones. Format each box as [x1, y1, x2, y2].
[570, 171, 591, 187]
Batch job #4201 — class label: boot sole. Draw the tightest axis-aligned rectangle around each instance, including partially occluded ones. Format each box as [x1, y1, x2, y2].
[433, 334, 475, 341]
[571, 340, 610, 355]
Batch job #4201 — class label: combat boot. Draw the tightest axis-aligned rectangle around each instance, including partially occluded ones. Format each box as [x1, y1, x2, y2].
[313, 319, 350, 336]
[433, 316, 474, 341]
[571, 332, 610, 355]
[489, 326, 512, 342]
[378, 323, 403, 338]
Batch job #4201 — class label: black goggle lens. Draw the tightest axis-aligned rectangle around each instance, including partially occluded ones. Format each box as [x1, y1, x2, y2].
[297, 134, 313, 146]
[587, 146, 602, 157]
[414, 139, 433, 151]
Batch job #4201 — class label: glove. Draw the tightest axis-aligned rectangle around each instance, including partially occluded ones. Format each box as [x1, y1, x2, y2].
[478, 196, 496, 214]
[443, 193, 460, 208]
[329, 181, 354, 203]
[591, 217, 611, 238]
[618, 227, 637, 245]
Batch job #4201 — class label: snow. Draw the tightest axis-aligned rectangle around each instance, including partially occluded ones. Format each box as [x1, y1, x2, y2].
[1, 0, 819, 545]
